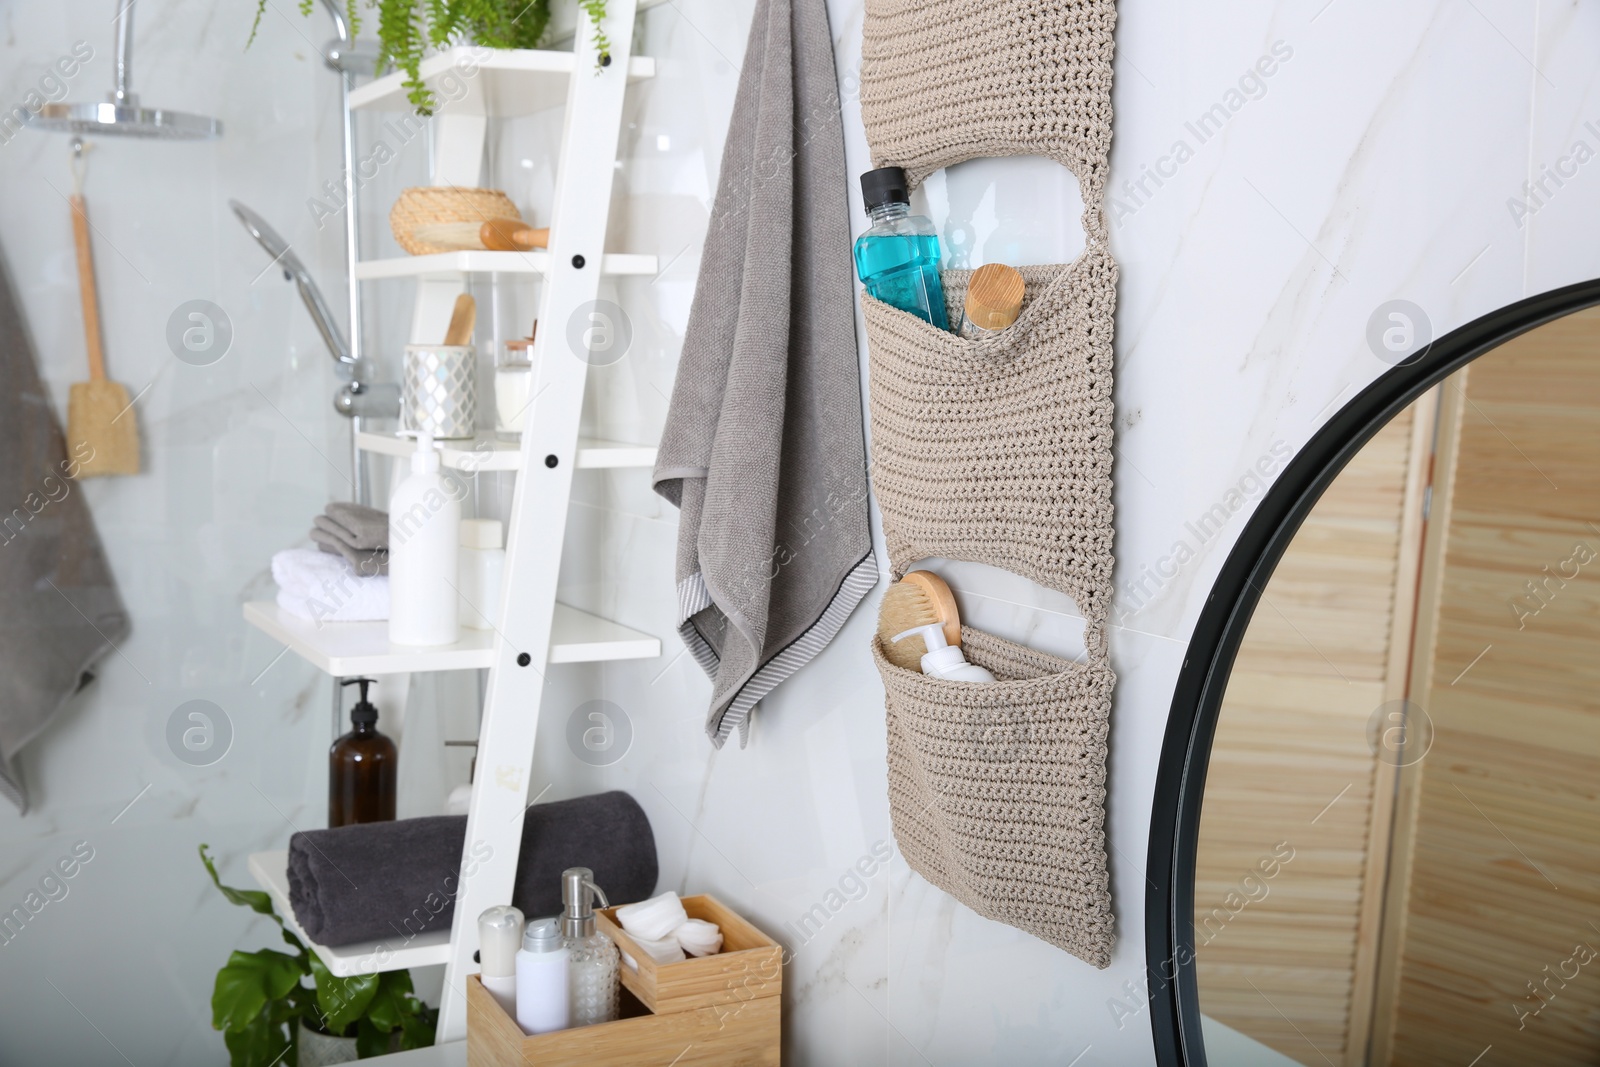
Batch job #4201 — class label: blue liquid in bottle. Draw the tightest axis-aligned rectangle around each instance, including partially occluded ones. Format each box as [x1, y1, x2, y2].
[854, 169, 949, 330]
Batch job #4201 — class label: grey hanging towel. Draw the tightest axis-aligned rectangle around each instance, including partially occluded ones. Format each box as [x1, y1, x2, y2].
[0, 241, 129, 813]
[653, 0, 875, 747]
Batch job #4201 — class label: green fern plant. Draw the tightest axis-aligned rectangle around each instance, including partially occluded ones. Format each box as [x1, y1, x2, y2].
[250, 0, 608, 115]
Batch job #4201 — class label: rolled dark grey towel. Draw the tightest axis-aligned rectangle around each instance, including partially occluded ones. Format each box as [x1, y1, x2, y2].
[286, 791, 658, 948]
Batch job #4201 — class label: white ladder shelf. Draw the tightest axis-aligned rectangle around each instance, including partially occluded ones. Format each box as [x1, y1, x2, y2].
[241, 0, 654, 1044]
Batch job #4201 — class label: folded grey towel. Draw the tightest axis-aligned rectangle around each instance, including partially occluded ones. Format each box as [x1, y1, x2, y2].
[310, 529, 388, 577]
[652, 0, 876, 746]
[286, 791, 658, 947]
[316, 502, 388, 550]
[0, 240, 129, 812]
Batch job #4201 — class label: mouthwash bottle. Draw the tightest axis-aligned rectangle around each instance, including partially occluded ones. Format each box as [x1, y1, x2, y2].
[854, 166, 949, 330]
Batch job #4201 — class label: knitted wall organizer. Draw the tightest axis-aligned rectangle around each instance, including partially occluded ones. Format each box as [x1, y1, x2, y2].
[859, 0, 1118, 968]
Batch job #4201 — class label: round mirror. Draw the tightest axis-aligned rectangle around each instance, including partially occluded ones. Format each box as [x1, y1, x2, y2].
[1147, 282, 1600, 1066]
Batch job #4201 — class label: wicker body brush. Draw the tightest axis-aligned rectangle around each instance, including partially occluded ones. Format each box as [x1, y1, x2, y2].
[66, 142, 139, 477]
[876, 570, 962, 671]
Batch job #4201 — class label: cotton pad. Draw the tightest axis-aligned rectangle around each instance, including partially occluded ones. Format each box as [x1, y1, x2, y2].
[676, 918, 724, 957]
[615, 890, 689, 942]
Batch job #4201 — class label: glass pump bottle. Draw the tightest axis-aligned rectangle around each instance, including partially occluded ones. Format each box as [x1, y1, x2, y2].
[853, 165, 949, 330]
[560, 867, 619, 1026]
[328, 677, 396, 827]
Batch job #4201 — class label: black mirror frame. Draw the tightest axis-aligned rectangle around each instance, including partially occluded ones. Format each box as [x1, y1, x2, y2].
[1143, 277, 1600, 1065]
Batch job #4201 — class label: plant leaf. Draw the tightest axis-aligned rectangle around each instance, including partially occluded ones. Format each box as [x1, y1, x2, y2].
[199, 844, 282, 927]
[309, 953, 380, 1035]
[213, 950, 308, 1033]
[398, 1002, 438, 1051]
[222, 1002, 293, 1067]
[356, 1016, 392, 1058]
[362, 970, 414, 1031]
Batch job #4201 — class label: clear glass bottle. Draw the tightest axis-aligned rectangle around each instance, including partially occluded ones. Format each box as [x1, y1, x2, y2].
[560, 867, 619, 1027]
[853, 166, 949, 330]
[495, 333, 535, 439]
[957, 263, 1026, 340]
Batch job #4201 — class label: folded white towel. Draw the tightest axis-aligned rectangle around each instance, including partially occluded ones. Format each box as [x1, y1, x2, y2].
[615, 891, 690, 942]
[675, 918, 723, 957]
[272, 548, 389, 623]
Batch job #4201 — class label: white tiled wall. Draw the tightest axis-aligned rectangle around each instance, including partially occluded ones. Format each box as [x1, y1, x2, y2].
[1, 0, 1596, 1064]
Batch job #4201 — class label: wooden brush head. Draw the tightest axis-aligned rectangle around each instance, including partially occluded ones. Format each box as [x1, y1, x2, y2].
[67, 380, 140, 477]
[876, 570, 962, 671]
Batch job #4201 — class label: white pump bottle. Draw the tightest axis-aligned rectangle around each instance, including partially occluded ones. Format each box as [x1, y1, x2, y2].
[387, 430, 461, 646]
[892, 624, 997, 682]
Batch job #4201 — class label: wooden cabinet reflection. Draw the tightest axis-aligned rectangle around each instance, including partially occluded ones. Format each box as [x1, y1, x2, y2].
[1195, 307, 1600, 1065]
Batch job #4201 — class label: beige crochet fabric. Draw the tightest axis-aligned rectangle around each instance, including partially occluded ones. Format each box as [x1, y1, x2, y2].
[860, 0, 1117, 232]
[873, 626, 1114, 965]
[859, 0, 1118, 969]
[863, 255, 1117, 659]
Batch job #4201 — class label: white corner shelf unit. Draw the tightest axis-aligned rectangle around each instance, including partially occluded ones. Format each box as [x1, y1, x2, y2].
[347, 46, 655, 116]
[242, 4, 661, 1047]
[353, 250, 657, 281]
[248, 851, 453, 978]
[243, 601, 658, 675]
[355, 430, 657, 472]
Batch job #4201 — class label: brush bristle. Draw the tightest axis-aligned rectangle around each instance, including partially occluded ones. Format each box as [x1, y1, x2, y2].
[67, 380, 140, 477]
[877, 581, 940, 671]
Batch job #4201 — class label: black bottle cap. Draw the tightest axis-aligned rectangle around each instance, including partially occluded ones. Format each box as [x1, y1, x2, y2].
[860, 166, 910, 213]
[341, 677, 378, 726]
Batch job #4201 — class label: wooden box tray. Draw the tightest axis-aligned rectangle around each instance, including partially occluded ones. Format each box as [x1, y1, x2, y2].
[596, 894, 783, 1015]
[467, 894, 782, 1066]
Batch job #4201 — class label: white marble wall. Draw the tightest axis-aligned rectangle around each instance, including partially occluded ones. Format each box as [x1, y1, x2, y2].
[2, 0, 1598, 1064]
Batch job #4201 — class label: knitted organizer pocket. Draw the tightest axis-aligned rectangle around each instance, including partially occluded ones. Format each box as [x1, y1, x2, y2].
[860, 0, 1118, 967]
[872, 625, 1114, 967]
[859, 0, 1116, 232]
[862, 254, 1117, 647]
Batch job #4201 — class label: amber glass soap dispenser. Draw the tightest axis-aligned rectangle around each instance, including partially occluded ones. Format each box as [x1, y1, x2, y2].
[329, 677, 396, 827]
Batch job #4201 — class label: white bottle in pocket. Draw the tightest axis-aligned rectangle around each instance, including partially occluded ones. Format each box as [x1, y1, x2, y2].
[388, 430, 460, 646]
[892, 623, 997, 682]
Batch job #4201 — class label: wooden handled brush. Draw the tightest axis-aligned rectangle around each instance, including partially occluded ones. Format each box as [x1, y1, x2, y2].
[443, 293, 476, 346]
[410, 218, 550, 252]
[877, 570, 962, 671]
[67, 184, 140, 477]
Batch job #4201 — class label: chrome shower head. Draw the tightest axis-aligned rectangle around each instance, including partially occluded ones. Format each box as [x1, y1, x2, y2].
[30, 1, 221, 140]
[32, 101, 221, 140]
[230, 199, 301, 273]
[230, 199, 355, 375]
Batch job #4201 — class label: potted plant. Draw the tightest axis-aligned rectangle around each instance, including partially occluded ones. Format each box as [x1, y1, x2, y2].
[201, 845, 437, 1066]
[251, 0, 611, 114]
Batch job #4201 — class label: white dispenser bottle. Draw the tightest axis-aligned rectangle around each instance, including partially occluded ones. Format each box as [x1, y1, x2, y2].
[388, 430, 460, 646]
[458, 518, 506, 631]
[515, 918, 571, 1035]
[477, 905, 524, 1017]
[892, 624, 997, 682]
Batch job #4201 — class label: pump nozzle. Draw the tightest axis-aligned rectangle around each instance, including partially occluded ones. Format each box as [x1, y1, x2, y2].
[340, 676, 379, 724]
[396, 428, 440, 474]
[560, 866, 610, 938]
[890, 625, 995, 682]
[892, 623, 950, 652]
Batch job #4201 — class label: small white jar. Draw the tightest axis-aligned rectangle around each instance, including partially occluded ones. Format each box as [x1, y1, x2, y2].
[457, 519, 506, 631]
